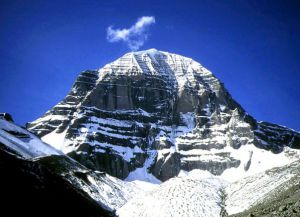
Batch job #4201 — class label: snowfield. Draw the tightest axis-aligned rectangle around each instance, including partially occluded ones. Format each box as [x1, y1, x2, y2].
[118, 172, 226, 217]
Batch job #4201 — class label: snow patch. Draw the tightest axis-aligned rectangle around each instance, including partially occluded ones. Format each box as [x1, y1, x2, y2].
[126, 167, 161, 184]
[42, 129, 68, 152]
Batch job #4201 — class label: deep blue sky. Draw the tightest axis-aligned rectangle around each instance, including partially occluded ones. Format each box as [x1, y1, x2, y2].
[0, 0, 300, 131]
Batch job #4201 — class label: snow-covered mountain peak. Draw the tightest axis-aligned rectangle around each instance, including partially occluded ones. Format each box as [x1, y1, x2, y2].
[1, 48, 298, 217]
[28, 50, 300, 183]
[129, 48, 194, 65]
[97, 49, 221, 100]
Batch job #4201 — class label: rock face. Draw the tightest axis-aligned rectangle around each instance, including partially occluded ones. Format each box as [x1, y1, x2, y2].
[27, 49, 300, 181]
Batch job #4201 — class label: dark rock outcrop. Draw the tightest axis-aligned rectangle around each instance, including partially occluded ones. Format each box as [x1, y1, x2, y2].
[0, 112, 14, 122]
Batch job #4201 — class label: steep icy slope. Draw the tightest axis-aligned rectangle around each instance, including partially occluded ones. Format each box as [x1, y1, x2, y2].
[0, 117, 62, 158]
[27, 49, 300, 182]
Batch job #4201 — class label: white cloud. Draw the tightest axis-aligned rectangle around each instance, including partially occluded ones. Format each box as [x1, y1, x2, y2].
[107, 16, 155, 51]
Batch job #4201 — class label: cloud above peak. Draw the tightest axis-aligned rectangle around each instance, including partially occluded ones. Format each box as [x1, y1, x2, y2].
[107, 16, 155, 51]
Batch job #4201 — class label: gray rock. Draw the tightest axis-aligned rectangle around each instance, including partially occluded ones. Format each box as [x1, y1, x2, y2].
[278, 205, 287, 212]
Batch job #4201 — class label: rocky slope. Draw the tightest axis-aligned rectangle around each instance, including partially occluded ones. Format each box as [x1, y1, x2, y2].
[229, 163, 300, 217]
[0, 143, 112, 217]
[0, 116, 146, 216]
[27, 49, 300, 182]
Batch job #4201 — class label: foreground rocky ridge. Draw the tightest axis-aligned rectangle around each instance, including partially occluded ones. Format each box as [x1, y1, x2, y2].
[0, 117, 145, 216]
[27, 49, 300, 182]
[0, 143, 112, 217]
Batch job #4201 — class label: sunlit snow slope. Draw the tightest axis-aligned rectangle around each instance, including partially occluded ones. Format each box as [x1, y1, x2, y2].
[0, 117, 62, 158]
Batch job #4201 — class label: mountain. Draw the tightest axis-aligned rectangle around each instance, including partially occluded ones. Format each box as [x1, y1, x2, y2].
[2, 48, 300, 216]
[27, 48, 300, 183]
